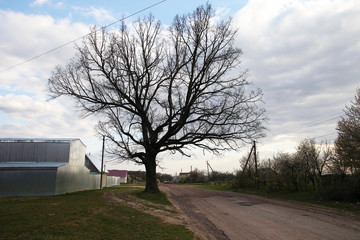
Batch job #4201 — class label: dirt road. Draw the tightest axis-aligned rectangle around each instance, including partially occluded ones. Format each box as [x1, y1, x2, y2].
[160, 184, 360, 240]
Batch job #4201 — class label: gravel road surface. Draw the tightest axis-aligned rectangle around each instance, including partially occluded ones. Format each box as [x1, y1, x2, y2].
[160, 184, 360, 240]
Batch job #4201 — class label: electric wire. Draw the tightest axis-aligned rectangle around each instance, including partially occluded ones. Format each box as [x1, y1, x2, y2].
[270, 111, 342, 142]
[0, 0, 167, 73]
[301, 112, 342, 127]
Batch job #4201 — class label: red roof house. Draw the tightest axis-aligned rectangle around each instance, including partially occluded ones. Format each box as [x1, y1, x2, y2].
[107, 170, 128, 183]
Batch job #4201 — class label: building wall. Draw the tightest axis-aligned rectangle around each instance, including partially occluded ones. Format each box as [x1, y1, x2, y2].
[0, 139, 108, 196]
[0, 169, 57, 196]
[55, 140, 101, 194]
[119, 177, 127, 184]
[106, 176, 121, 187]
[0, 140, 69, 197]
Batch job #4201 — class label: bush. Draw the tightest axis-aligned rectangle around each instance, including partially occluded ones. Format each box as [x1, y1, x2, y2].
[234, 171, 256, 189]
[315, 176, 360, 202]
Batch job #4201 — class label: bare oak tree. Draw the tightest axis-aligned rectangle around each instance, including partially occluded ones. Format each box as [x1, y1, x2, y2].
[48, 4, 267, 192]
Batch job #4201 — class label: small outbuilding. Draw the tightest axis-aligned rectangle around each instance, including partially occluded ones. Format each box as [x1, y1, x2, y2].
[108, 170, 128, 184]
[0, 138, 119, 197]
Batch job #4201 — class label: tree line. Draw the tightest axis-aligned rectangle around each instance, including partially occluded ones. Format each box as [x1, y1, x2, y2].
[181, 89, 360, 202]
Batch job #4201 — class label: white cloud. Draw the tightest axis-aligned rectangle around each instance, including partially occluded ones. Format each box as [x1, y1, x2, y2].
[55, 1, 64, 8]
[0, 94, 98, 138]
[31, 0, 50, 6]
[0, 10, 100, 152]
[233, 0, 360, 156]
[0, 10, 89, 93]
[71, 6, 116, 26]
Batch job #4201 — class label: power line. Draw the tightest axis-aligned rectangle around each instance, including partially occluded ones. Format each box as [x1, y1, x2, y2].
[0, 0, 167, 73]
[302, 112, 342, 127]
[313, 132, 337, 140]
[283, 112, 341, 140]
[270, 121, 339, 142]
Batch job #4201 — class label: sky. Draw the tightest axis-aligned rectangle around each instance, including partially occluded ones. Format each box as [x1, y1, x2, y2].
[0, 0, 359, 175]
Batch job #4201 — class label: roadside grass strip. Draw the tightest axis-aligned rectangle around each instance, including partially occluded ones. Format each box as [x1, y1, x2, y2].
[0, 186, 195, 240]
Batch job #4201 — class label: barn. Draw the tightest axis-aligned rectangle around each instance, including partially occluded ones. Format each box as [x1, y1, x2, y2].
[0, 138, 118, 197]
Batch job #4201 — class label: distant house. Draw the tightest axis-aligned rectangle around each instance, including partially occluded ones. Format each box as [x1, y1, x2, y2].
[178, 172, 191, 183]
[84, 154, 123, 187]
[0, 138, 120, 197]
[107, 170, 128, 183]
[179, 172, 191, 177]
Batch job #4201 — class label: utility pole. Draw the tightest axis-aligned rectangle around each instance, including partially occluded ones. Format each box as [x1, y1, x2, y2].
[207, 161, 214, 176]
[207, 161, 209, 177]
[100, 135, 105, 190]
[239, 141, 259, 189]
[190, 165, 192, 183]
[253, 140, 259, 189]
[239, 144, 254, 179]
[207, 161, 214, 182]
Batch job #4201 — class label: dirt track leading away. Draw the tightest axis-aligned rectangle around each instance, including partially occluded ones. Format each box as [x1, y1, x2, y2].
[160, 184, 360, 240]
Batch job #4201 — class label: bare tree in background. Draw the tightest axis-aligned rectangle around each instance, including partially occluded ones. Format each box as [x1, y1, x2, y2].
[317, 141, 336, 177]
[295, 138, 319, 186]
[48, 4, 267, 192]
[295, 138, 336, 187]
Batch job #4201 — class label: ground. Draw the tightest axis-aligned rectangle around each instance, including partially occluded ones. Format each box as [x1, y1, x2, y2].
[160, 184, 360, 240]
[107, 184, 360, 239]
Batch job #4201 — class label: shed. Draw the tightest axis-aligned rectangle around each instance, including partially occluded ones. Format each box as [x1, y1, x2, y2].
[107, 170, 128, 183]
[0, 138, 103, 197]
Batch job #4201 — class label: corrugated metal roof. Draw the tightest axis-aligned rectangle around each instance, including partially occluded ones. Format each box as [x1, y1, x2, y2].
[0, 138, 85, 146]
[85, 154, 107, 173]
[0, 162, 67, 169]
[0, 141, 71, 163]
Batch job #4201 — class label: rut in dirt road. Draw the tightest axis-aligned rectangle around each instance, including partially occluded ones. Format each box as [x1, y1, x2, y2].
[161, 184, 360, 240]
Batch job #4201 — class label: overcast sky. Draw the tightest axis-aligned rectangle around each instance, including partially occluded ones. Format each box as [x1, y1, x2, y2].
[0, 0, 359, 175]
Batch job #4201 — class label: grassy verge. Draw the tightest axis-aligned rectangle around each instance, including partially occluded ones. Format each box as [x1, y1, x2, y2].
[196, 184, 360, 216]
[111, 184, 172, 206]
[132, 190, 172, 206]
[0, 186, 195, 240]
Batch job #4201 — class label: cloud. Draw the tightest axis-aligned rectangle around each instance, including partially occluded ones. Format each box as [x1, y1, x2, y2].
[232, 0, 360, 155]
[0, 10, 89, 93]
[0, 94, 98, 139]
[0, 10, 98, 147]
[31, 0, 49, 6]
[55, 1, 64, 8]
[71, 6, 116, 26]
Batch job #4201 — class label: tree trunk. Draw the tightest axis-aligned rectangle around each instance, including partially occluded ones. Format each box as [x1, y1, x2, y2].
[144, 153, 160, 193]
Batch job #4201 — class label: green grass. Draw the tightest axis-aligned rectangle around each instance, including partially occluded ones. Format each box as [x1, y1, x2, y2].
[0, 186, 195, 240]
[196, 184, 360, 216]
